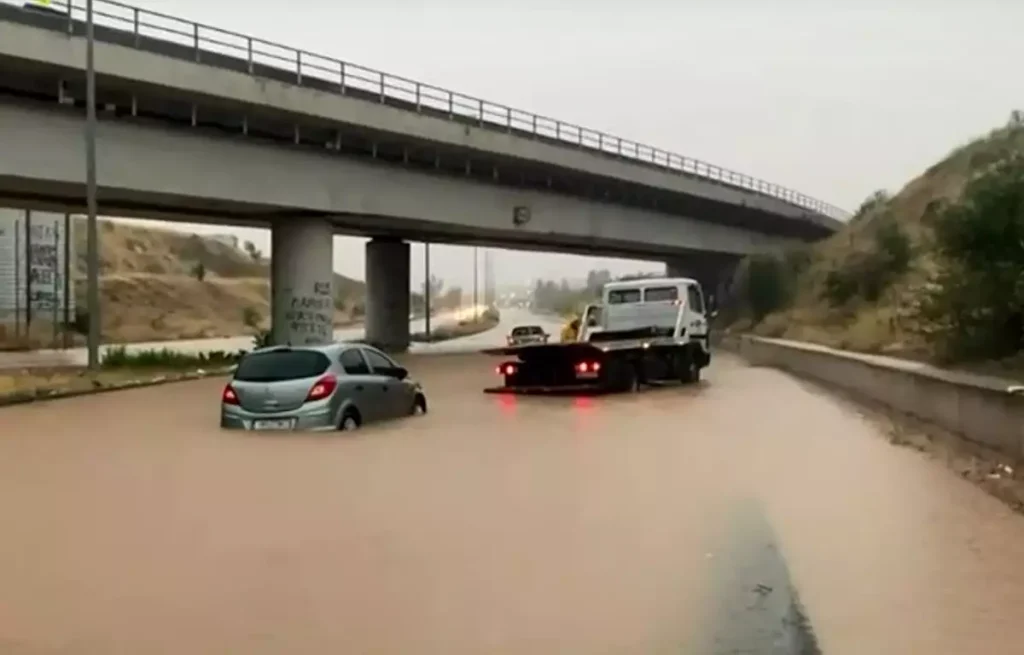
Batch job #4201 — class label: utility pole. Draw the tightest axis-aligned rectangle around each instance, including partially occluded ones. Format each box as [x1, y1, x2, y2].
[63, 212, 71, 348]
[423, 242, 431, 338]
[85, 0, 101, 369]
[472, 246, 479, 320]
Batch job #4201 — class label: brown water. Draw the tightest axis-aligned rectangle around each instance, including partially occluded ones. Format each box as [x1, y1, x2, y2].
[0, 353, 1022, 654]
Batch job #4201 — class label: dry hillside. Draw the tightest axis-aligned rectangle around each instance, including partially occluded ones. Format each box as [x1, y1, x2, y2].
[70, 219, 367, 344]
[736, 114, 1024, 364]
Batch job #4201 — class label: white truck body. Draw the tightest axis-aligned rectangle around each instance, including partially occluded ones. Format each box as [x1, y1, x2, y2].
[578, 278, 710, 353]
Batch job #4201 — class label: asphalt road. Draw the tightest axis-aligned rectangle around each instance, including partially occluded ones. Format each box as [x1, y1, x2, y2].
[413, 308, 563, 354]
[2, 329, 1024, 653]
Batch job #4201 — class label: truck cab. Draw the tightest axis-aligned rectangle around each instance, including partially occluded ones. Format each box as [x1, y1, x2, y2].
[581, 278, 709, 346]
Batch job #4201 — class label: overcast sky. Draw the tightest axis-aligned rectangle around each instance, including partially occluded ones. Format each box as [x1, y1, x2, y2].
[102, 0, 1023, 289]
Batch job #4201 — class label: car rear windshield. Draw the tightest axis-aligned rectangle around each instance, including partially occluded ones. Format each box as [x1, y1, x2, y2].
[234, 350, 330, 382]
[512, 326, 542, 336]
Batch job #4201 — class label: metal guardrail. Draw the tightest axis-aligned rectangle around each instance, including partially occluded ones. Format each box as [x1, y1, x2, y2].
[10, 0, 850, 221]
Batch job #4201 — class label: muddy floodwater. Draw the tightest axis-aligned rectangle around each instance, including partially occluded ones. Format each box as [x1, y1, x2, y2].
[1, 353, 1023, 654]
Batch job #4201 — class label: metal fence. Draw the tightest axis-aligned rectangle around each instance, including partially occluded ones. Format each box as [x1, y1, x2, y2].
[8, 0, 850, 221]
[0, 210, 78, 351]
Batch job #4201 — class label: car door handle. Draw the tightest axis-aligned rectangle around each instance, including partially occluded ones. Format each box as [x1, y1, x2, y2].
[355, 384, 364, 391]
[382, 385, 390, 392]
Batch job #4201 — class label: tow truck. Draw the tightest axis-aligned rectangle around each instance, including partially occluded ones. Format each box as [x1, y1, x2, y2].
[484, 277, 713, 394]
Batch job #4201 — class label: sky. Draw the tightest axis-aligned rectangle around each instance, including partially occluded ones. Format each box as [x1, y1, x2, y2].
[92, 0, 1024, 289]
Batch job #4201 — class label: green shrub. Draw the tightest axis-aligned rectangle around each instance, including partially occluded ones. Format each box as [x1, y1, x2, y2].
[251, 329, 273, 349]
[821, 219, 911, 307]
[733, 254, 792, 321]
[925, 152, 1024, 360]
[823, 267, 859, 306]
[874, 219, 911, 273]
[242, 306, 261, 329]
[101, 345, 243, 370]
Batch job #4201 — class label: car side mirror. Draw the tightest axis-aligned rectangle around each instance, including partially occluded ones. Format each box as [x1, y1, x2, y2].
[393, 366, 409, 380]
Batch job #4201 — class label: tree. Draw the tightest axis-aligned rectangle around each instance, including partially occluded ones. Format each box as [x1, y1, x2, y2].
[585, 269, 612, 294]
[243, 240, 262, 262]
[926, 152, 1024, 360]
[422, 275, 444, 301]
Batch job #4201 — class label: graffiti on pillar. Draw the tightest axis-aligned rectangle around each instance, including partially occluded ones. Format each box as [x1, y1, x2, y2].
[284, 281, 333, 344]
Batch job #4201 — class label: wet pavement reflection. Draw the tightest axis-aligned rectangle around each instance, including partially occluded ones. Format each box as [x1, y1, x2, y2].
[0, 352, 1023, 653]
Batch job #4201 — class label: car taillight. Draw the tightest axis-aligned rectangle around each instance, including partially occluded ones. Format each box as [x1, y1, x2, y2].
[496, 363, 517, 376]
[305, 374, 338, 402]
[576, 361, 601, 373]
[222, 384, 240, 405]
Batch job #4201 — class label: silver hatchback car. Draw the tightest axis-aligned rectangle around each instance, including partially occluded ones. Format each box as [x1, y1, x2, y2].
[220, 343, 427, 431]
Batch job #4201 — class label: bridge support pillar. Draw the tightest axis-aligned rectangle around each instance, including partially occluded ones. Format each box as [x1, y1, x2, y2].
[269, 217, 334, 346]
[664, 258, 735, 312]
[365, 237, 411, 353]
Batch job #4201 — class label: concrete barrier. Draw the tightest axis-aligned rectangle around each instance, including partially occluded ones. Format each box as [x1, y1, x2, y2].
[725, 334, 1024, 461]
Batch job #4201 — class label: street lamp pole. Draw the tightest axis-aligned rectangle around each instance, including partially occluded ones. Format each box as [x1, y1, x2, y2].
[85, 0, 101, 369]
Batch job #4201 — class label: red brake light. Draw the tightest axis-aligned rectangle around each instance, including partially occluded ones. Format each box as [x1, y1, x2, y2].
[496, 363, 517, 376]
[576, 361, 601, 373]
[222, 384, 240, 405]
[305, 374, 338, 402]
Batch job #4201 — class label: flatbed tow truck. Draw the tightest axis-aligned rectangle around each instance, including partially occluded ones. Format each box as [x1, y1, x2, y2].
[483, 277, 713, 394]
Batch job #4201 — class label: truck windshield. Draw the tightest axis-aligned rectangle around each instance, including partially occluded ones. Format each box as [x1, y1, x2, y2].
[644, 286, 679, 302]
[607, 288, 641, 304]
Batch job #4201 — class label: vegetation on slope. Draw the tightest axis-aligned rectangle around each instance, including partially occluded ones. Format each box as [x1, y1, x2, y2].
[68, 219, 368, 343]
[726, 110, 1024, 370]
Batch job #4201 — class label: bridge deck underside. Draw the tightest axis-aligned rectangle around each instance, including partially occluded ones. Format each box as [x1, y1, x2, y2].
[0, 6, 836, 242]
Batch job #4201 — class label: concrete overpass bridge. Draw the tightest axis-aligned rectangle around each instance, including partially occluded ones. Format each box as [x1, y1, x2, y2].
[0, 0, 848, 350]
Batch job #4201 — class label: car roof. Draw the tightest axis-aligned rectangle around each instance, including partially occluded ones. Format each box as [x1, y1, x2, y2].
[249, 342, 357, 356]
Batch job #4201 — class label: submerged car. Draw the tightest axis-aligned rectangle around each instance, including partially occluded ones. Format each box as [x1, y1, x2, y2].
[220, 343, 427, 431]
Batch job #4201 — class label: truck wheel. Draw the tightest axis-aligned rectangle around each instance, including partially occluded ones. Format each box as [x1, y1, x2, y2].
[680, 352, 700, 384]
[621, 362, 640, 393]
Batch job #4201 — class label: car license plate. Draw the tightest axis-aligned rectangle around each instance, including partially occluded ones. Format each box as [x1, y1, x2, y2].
[252, 418, 295, 430]
[575, 371, 599, 380]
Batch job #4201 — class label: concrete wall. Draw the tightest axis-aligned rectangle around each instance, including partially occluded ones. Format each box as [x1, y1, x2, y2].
[0, 15, 838, 231]
[0, 102, 800, 258]
[728, 335, 1024, 460]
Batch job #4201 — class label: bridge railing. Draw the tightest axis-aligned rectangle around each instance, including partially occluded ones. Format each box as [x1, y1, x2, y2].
[12, 0, 850, 221]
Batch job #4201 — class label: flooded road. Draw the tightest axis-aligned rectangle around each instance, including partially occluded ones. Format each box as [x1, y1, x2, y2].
[0, 352, 1023, 653]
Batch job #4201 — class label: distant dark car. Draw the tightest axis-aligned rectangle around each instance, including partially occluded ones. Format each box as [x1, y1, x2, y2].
[507, 325, 549, 347]
[221, 343, 427, 431]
